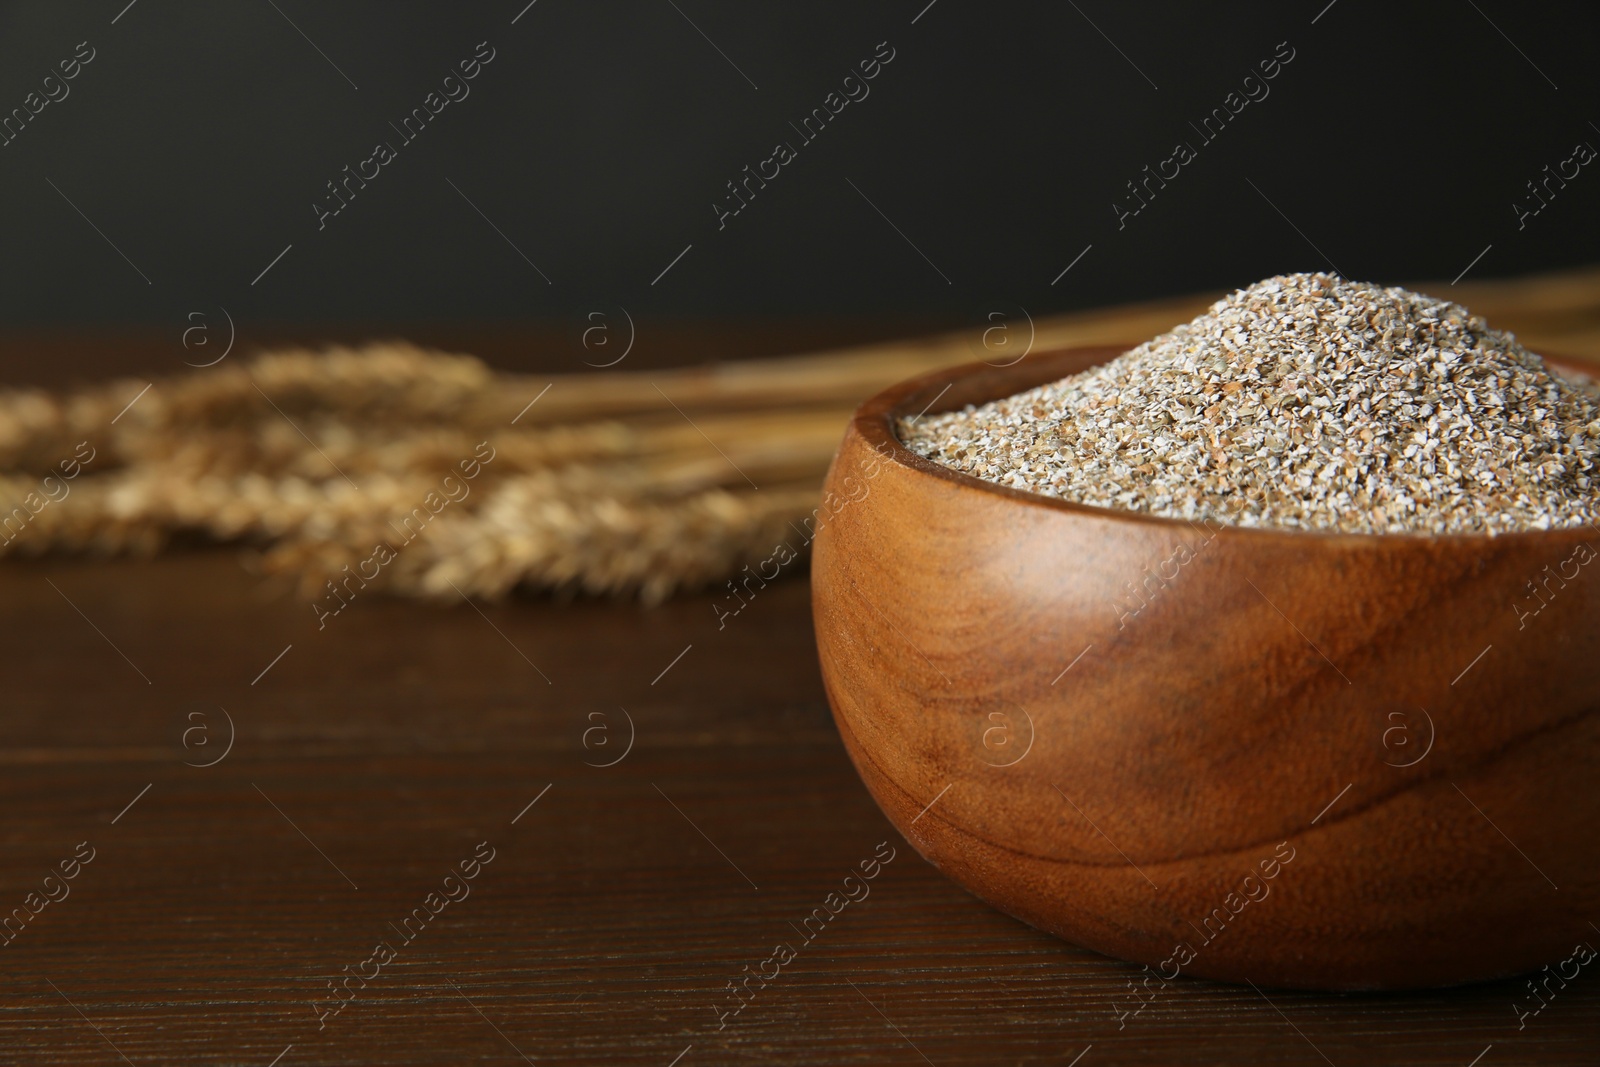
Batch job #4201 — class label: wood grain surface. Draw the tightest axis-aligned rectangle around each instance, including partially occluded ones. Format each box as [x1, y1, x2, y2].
[4, 273, 1600, 1064]
[7, 553, 1598, 1067]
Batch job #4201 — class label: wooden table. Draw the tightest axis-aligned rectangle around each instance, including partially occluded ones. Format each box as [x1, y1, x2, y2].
[4, 277, 1600, 1065]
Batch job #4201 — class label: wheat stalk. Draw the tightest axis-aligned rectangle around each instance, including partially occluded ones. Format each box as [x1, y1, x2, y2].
[4, 270, 1593, 602]
[0, 343, 899, 602]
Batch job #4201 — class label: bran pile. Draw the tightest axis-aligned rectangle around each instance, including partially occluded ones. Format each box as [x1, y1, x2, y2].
[900, 273, 1600, 535]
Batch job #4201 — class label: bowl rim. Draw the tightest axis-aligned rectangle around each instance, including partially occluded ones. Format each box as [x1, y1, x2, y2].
[852, 343, 1600, 547]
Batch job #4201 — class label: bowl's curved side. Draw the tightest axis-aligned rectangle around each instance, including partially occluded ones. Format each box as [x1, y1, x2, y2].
[811, 348, 1600, 989]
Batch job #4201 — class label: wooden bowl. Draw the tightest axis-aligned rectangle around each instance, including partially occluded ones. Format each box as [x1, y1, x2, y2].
[811, 345, 1600, 990]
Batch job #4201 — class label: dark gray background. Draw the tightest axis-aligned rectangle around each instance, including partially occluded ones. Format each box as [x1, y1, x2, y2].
[0, 0, 1595, 331]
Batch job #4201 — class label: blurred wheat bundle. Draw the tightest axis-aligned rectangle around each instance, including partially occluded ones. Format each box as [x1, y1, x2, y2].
[0, 341, 963, 604]
[6, 273, 1575, 604]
